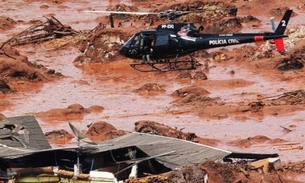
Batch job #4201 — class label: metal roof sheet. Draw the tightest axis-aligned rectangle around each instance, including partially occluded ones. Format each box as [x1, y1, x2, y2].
[0, 115, 51, 158]
[91, 132, 232, 169]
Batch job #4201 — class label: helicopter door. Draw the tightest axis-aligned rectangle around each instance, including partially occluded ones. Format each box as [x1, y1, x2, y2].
[139, 33, 155, 55]
[153, 33, 169, 55]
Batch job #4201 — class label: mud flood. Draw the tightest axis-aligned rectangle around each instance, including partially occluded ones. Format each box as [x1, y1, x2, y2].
[1, 0, 305, 165]
[3, 47, 305, 163]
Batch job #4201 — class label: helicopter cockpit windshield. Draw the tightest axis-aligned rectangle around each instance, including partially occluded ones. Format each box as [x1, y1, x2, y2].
[119, 34, 137, 58]
[120, 32, 156, 59]
[125, 34, 138, 49]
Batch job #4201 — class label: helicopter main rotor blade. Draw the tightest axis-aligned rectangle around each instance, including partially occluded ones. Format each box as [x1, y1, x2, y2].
[84, 10, 159, 16]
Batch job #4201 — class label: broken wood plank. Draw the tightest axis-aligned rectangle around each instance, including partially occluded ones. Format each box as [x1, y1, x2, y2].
[279, 145, 303, 151]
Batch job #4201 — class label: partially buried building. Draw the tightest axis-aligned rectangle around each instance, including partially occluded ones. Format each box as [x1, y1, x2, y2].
[0, 116, 279, 181]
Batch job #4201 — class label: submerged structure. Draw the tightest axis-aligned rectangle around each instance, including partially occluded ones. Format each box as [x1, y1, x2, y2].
[0, 116, 279, 182]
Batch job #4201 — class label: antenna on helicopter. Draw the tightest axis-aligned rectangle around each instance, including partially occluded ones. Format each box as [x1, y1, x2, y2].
[270, 17, 276, 32]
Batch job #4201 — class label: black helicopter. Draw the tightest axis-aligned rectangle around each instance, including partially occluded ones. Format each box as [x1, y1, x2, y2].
[88, 9, 293, 72]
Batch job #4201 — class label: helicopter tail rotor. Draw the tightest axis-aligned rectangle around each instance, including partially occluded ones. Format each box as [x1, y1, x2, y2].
[269, 17, 284, 53]
[272, 10, 292, 54]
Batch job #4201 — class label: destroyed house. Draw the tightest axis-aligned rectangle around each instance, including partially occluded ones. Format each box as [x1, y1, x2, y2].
[1, 131, 279, 180]
[0, 115, 51, 150]
[79, 132, 279, 179]
[0, 116, 51, 174]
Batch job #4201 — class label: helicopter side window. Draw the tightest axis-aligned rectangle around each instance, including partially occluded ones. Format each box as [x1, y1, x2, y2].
[155, 34, 169, 46]
[130, 35, 140, 48]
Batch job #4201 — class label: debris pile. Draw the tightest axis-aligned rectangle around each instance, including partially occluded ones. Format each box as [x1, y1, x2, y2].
[124, 160, 293, 183]
[135, 120, 197, 141]
[166, 1, 237, 22]
[45, 129, 74, 144]
[0, 16, 16, 31]
[74, 29, 125, 64]
[8, 16, 78, 46]
[171, 86, 217, 104]
[0, 80, 14, 94]
[267, 90, 305, 105]
[133, 83, 166, 93]
[126, 164, 208, 183]
[281, 160, 305, 173]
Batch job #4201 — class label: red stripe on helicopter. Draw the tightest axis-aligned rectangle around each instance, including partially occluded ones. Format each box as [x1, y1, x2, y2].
[254, 36, 264, 41]
[274, 38, 285, 53]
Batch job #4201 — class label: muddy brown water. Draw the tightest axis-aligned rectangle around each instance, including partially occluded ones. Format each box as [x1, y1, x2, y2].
[1, 0, 305, 164]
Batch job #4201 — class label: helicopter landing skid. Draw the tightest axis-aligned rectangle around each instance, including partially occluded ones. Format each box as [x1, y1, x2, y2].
[130, 59, 201, 72]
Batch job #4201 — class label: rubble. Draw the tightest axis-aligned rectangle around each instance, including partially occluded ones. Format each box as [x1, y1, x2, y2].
[8, 16, 79, 46]
[134, 120, 197, 141]
[133, 83, 166, 93]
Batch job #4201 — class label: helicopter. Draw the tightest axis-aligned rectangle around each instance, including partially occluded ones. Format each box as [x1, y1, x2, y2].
[87, 9, 293, 72]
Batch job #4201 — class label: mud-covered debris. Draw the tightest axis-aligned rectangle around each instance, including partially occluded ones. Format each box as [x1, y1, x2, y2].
[172, 86, 212, 103]
[281, 160, 305, 172]
[74, 29, 125, 64]
[166, 1, 237, 22]
[210, 51, 229, 61]
[135, 120, 197, 141]
[122, 159, 303, 183]
[8, 16, 78, 46]
[247, 101, 265, 113]
[0, 16, 16, 31]
[45, 129, 74, 141]
[173, 86, 210, 97]
[202, 161, 239, 183]
[133, 83, 166, 93]
[276, 46, 305, 71]
[107, 3, 140, 20]
[241, 15, 260, 23]
[267, 90, 305, 105]
[209, 17, 242, 33]
[167, 164, 208, 183]
[279, 145, 303, 151]
[0, 80, 14, 94]
[193, 70, 208, 80]
[176, 71, 192, 79]
[277, 58, 304, 71]
[125, 164, 208, 183]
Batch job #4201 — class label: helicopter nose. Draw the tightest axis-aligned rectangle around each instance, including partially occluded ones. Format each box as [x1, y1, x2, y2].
[119, 45, 128, 56]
